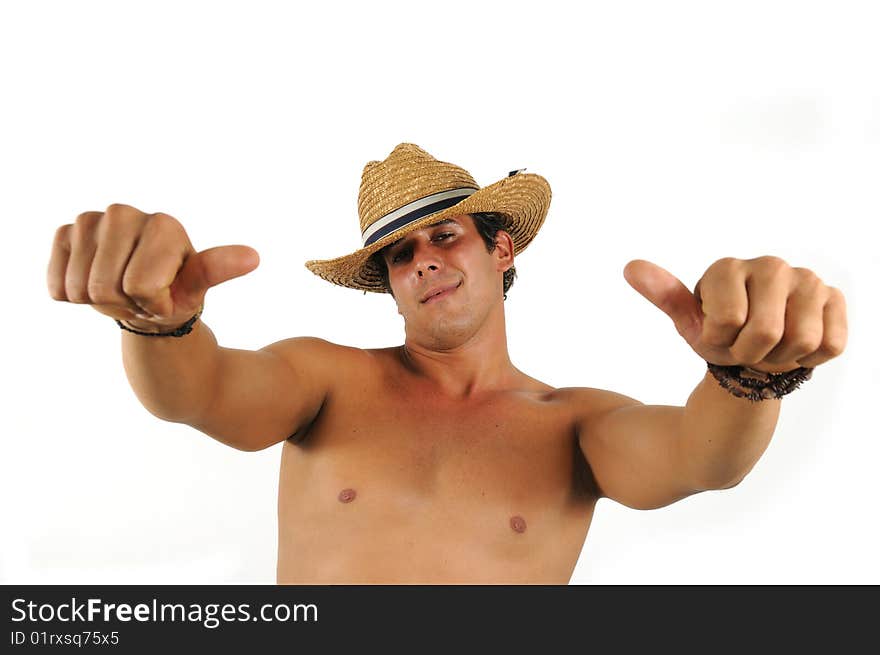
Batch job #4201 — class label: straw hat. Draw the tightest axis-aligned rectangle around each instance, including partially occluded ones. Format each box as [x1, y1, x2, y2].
[304, 143, 552, 293]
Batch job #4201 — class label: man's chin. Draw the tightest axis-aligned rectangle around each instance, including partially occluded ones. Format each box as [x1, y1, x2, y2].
[406, 318, 475, 352]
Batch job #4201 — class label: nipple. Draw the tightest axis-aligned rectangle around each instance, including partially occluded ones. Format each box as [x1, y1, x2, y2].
[509, 515, 527, 533]
[338, 488, 357, 503]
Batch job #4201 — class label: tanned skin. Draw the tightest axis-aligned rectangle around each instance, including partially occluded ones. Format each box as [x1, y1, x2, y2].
[47, 204, 847, 583]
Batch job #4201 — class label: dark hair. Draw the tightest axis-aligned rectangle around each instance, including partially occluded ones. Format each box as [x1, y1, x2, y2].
[369, 212, 517, 300]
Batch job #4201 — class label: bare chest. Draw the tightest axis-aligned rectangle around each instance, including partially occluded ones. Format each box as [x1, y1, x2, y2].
[299, 385, 587, 499]
[275, 382, 597, 583]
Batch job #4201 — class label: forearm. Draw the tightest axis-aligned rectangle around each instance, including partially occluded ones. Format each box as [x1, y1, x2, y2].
[120, 319, 222, 424]
[680, 370, 782, 490]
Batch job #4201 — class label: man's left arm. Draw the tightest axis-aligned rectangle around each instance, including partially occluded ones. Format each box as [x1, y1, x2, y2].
[579, 256, 847, 509]
[679, 368, 782, 491]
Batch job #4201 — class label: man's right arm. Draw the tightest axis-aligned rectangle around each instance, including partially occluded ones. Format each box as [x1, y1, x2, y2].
[121, 321, 334, 451]
[49, 203, 328, 452]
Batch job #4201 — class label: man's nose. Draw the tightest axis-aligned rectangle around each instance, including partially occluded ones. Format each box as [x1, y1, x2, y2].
[413, 242, 442, 278]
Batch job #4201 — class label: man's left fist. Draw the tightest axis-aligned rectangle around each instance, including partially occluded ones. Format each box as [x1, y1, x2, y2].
[623, 256, 847, 374]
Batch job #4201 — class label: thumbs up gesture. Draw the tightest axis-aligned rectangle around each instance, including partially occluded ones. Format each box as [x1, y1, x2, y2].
[623, 257, 847, 373]
[47, 203, 259, 331]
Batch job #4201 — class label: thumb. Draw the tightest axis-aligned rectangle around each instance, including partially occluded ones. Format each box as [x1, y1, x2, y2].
[623, 259, 702, 344]
[172, 245, 260, 307]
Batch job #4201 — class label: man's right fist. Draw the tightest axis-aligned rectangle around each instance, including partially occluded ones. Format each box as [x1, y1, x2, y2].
[47, 203, 259, 331]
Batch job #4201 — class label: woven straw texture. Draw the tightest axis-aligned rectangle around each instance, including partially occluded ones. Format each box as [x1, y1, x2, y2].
[305, 143, 551, 292]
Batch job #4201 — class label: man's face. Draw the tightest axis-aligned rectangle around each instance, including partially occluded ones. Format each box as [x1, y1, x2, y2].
[381, 214, 513, 350]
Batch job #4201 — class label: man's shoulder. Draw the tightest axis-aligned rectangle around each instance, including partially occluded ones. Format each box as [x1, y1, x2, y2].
[260, 336, 377, 369]
[262, 335, 350, 353]
[551, 385, 640, 402]
[549, 385, 644, 422]
[498, 378, 641, 415]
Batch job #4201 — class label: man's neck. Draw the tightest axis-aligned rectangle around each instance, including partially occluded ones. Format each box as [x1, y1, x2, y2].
[399, 309, 518, 398]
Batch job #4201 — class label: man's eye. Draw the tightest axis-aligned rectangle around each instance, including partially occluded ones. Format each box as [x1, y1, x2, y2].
[435, 233, 454, 241]
[391, 251, 408, 264]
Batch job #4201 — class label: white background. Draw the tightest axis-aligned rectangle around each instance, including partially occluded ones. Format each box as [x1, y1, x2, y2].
[1, 0, 877, 584]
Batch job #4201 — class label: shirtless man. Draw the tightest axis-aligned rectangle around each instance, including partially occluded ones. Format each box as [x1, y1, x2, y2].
[46, 143, 847, 584]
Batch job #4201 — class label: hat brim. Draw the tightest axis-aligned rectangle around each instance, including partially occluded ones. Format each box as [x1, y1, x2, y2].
[304, 172, 551, 292]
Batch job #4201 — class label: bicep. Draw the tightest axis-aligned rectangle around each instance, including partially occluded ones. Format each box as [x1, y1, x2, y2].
[192, 337, 335, 452]
[577, 394, 708, 510]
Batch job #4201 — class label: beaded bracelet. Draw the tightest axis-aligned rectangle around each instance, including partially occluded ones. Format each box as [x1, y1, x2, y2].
[706, 362, 814, 402]
[116, 306, 203, 338]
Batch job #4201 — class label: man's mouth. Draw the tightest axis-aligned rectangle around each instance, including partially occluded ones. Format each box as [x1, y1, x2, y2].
[421, 281, 461, 304]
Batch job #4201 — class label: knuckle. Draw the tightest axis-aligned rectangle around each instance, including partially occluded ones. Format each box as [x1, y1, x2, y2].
[65, 280, 90, 304]
[748, 255, 789, 279]
[793, 267, 822, 290]
[74, 210, 101, 223]
[54, 223, 72, 243]
[48, 282, 67, 301]
[146, 211, 183, 235]
[121, 274, 161, 301]
[105, 202, 137, 215]
[749, 320, 784, 344]
[823, 333, 847, 357]
[104, 204, 145, 230]
[756, 255, 788, 270]
[790, 329, 823, 353]
[828, 286, 847, 306]
[73, 211, 100, 232]
[710, 257, 741, 275]
[100, 208, 126, 228]
[87, 278, 118, 305]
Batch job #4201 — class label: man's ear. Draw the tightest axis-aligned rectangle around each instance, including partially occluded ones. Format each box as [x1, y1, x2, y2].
[494, 230, 515, 272]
